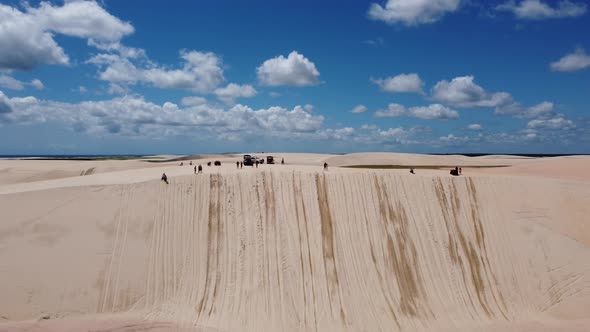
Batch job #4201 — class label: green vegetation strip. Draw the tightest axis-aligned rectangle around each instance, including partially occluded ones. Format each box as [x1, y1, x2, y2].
[343, 165, 510, 170]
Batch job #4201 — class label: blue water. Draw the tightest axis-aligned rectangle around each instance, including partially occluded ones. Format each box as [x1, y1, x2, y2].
[1, 153, 588, 160]
[0, 155, 148, 159]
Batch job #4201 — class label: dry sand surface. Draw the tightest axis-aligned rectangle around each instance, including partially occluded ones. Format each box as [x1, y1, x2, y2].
[1, 153, 589, 331]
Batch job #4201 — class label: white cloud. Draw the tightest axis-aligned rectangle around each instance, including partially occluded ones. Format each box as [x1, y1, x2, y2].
[408, 104, 458, 120]
[269, 92, 281, 98]
[79, 86, 88, 94]
[0, 75, 44, 90]
[527, 115, 575, 129]
[0, 90, 12, 114]
[0, 75, 24, 90]
[214, 83, 257, 104]
[351, 105, 368, 113]
[439, 133, 470, 144]
[468, 124, 482, 130]
[181, 96, 207, 106]
[87, 40, 146, 60]
[431, 76, 513, 108]
[304, 104, 314, 112]
[368, 0, 461, 26]
[375, 103, 458, 120]
[371, 73, 424, 94]
[375, 103, 407, 117]
[550, 48, 590, 72]
[361, 124, 377, 130]
[88, 50, 225, 93]
[430, 75, 555, 119]
[162, 102, 178, 112]
[0, 1, 133, 70]
[497, 0, 587, 20]
[0, 90, 324, 139]
[30, 79, 44, 90]
[524, 101, 553, 118]
[257, 51, 320, 87]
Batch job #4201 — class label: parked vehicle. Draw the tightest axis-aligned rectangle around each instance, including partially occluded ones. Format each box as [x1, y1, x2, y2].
[243, 156, 254, 166]
[266, 156, 274, 164]
[214, 160, 221, 166]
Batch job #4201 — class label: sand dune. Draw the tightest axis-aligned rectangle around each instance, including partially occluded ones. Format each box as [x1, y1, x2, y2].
[1, 154, 589, 331]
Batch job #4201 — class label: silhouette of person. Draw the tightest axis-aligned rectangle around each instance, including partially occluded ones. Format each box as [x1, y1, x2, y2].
[324, 162, 328, 170]
[198, 165, 202, 173]
[161, 173, 168, 184]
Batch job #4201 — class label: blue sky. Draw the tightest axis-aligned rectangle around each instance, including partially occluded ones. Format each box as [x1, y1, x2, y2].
[0, 0, 589, 155]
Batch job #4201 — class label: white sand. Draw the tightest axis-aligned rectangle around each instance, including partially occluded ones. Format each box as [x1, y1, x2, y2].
[0, 153, 589, 331]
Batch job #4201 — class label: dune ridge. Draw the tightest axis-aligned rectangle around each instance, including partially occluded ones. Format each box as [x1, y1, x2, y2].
[1, 168, 589, 331]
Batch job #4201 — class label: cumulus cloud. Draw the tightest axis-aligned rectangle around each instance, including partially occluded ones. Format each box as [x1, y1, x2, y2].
[431, 76, 513, 108]
[0, 75, 24, 90]
[409, 104, 458, 119]
[214, 83, 257, 104]
[181, 96, 207, 106]
[257, 51, 320, 87]
[430, 75, 556, 119]
[550, 48, 590, 72]
[361, 124, 377, 130]
[497, 0, 587, 20]
[30, 79, 44, 90]
[371, 73, 424, 94]
[0, 1, 133, 70]
[0, 91, 12, 114]
[367, 0, 461, 26]
[88, 50, 225, 93]
[439, 133, 470, 144]
[375, 103, 407, 117]
[0, 90, 324, 139]
[524, 101, 553, 118]
[0, 75, 45, 90]
[468, 124, 482, 130]
[527, 116, 575, 129]
[375, 103, 458, 120]
[351, 105, 368, 113]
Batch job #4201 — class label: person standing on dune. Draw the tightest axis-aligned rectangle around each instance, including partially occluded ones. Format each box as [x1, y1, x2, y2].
[324, 162, 328, 171]
[236, 161, 240, 169]
[198, 165, 202, 173]
[161, 173, 168, 184]
[194, 166, 196, 174]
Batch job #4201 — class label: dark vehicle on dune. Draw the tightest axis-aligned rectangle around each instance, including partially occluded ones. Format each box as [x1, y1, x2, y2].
[214, 160, 221, 166]
[243, 155, 254, 166]
[266, 156, 274, 164]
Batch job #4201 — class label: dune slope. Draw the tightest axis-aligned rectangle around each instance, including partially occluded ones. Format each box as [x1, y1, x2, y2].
[1, 171, 589, 331]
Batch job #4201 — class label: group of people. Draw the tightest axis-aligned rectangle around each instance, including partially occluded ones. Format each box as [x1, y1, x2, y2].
[450, 166, 462, 176]
[162, 158, 330, 184]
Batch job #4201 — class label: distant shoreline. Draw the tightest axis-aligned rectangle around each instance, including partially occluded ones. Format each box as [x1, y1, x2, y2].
[1, 153, 588, 161]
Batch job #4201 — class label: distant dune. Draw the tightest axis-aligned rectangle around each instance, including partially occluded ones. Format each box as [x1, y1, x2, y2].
[1, 153, 589, 331]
